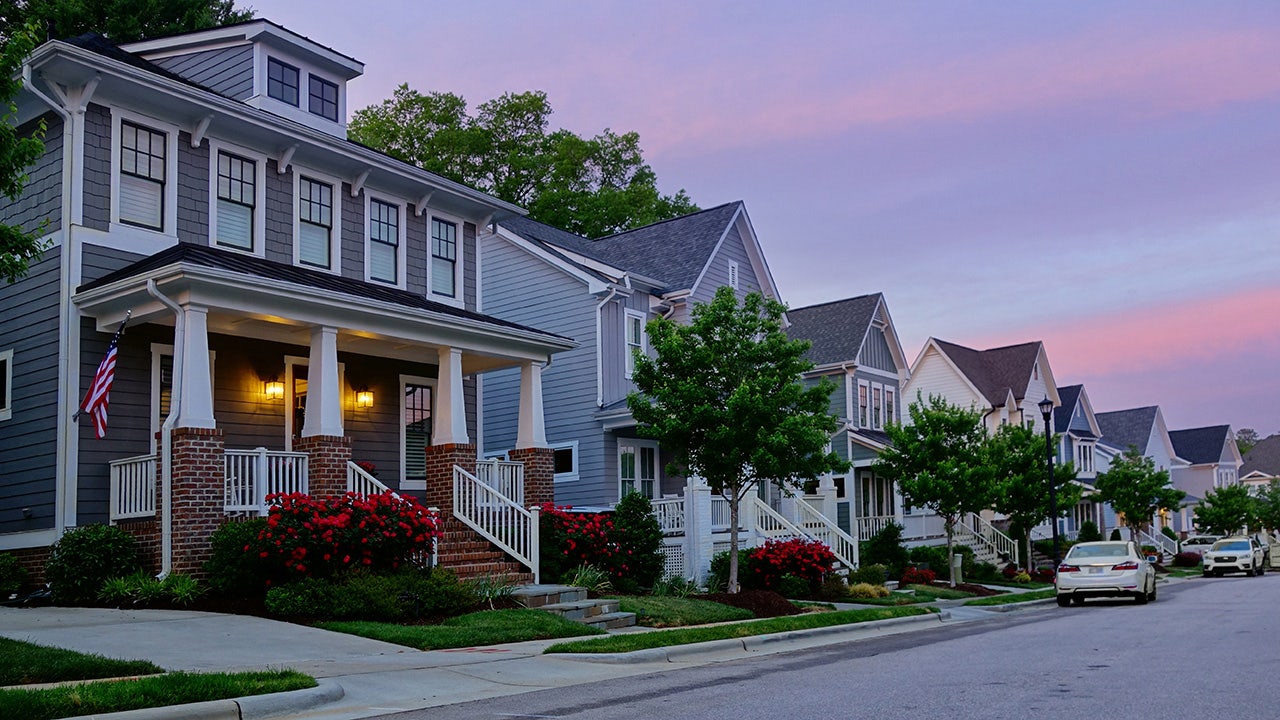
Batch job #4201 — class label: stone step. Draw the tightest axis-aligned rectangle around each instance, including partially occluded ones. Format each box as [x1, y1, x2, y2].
[539, 599, 620, 620]
[511, 584, 587, 607]
[582, 611, 637, 630]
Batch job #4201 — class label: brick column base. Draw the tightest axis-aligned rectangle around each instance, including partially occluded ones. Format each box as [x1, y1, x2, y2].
[423, 444, 477, 517]
[294, 435, 353, 499]
[508, 447, 554, 507]
[169, 427, 225, 577]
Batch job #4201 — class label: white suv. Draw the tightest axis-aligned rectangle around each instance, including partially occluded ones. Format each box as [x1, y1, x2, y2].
[1202, 537, 1266, 577]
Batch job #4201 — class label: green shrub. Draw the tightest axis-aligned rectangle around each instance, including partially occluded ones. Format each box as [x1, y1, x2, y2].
[563, 564, 612, 594]
[1012, 571, 1032, 584]
[538, 505, 615, 584]
[819, 573, 849, 600]
[99, 572, 208, 608]
[609, 492, 664, 593]
[776, 574, 810, 599]
[848, 582, 890, 599]
[860, 522, 910, 579]
[908, 545, 948, 573]
[0, 553, 27, 597]
[265, 577, 336, 617]
[1161, 526, 1179, 542]
[969, 562, 999, 582]
[163, 574, 206, 606]
[46, 524, 140, 604]
[467, 574, 518, 610]
[849, 563, 888, 586]
[1077, 520, 1102, 543]
[707, 549, 753, 592]
[204, 518, 270, 595]
[266, 569, 478, 621]
[651, 576, 700, 598]
[1109, 528, 1122, 541]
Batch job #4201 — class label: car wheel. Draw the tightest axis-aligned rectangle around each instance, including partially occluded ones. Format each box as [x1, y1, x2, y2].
[1056, 595, 1071, 607]
[1148, 582, 1157, 602]
[1202, 570, 1211, 578]
[1071, 596, 1084, 605]
[1135, 589, 1148, 605]
[1247, 565, 1256, 577]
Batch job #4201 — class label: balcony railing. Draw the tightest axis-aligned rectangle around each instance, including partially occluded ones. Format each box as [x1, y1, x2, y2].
[475, 459, 525, 506]
[109, 454, 156, 521]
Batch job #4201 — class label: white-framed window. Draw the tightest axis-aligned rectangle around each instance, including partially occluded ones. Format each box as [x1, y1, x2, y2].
[884, 387, 895, 426]
[294, 171, 340, 271]
[149, 344, 215, 439]
[872, 384, 883, 430]
[400, 375, 436, 491]
[365, 195, 406, 287]
[619, 439, 658, 499]
[430, 217, 458, 298]
[210, 144, 265, 254]
[111, 109, 179, 237]
[254, 48, 346, 133]
[551, 440, 579, 483]
[309, 75, 339, 122]
[267, 57, 300, 106]
[728, 260, 739, 289]
[0, 348, 12, 421]
[624, 309, 646, 379]
[858, 380, 869, 428]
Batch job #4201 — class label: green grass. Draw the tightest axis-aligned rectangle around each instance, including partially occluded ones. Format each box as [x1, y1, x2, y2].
[964, 588, 1057, 606]
[544, 606, 933, 654]
[845, 593, 931, 606]
[0, 637, 163, 686]
[318, 609, 603, 650]
[0, 670, 314, 720]
[613, 596, 753, 627]
[902, 584, 977, 601]
[973, 579, 1054, 590]
[1163, 567, 1202, 578]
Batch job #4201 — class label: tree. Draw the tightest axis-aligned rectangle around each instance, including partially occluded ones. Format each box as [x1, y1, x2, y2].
[1092, 450, 1185, 544]
[1, 0, 253, 43]
[872, 395, 995, 586]
[350, 85, 698, 238]
[1236, 428, 1260, 455]
[988, 422, 1082, 569]
[1255, 480, 1280, 533]
[627, 287, 847, 593]
[0, 25, 48, 283]
[1193, 484, 1256, 536]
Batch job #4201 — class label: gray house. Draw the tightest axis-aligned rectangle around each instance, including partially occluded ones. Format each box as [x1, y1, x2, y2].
[477, 201, 782, 506]
[1169, 425, 1243, 533]
[0, 21, 569, 580]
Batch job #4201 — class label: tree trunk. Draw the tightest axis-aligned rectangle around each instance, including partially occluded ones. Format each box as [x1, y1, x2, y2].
[728, 494, 741, 594]
[944, 516, 956, 588]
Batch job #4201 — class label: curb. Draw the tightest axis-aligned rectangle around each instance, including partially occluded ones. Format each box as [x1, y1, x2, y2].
[62, 679, 344, 720]
[556, 611, 948, 664]
[971, 597, 1057, 613]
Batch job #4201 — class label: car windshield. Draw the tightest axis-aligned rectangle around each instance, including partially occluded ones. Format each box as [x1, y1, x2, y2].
[1066, 543, 1130, 559]
[1212, 540, 1250, 552]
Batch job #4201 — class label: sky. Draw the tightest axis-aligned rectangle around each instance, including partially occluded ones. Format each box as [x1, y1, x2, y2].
[253, 0, 1280, 436]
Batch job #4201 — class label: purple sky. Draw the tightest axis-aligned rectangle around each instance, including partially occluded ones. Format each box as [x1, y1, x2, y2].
[255, 0, 1280, 435]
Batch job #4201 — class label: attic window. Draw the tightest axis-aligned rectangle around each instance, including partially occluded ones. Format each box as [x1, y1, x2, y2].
[1033, 362, 1039, 380]
[728, 261, 739, 289]
[309, 75, 339, 122]
[267, 58, 300, 106]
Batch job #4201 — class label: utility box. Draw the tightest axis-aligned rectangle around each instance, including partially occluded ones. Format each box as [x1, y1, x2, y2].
[951, 553, 964, 585]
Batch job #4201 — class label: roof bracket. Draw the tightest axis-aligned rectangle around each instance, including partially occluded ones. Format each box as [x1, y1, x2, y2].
[415, 191, 434, 216]
[478, 212, 495, 231]
[276, 144, 297, 174]
[191, 115, 212, 148]
[350, 169, 371, 198]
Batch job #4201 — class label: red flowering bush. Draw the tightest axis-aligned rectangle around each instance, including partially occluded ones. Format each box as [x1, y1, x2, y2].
[251, 492, 441, 582]
[747, 538, 837, 592]
[900, 566, 937, 585]
[538, 504, 619, 584]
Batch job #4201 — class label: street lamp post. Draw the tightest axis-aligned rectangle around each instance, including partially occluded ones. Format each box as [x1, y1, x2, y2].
[1038, 396, 1060, 568]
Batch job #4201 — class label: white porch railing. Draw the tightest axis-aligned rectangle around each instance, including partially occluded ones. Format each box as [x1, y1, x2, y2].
[748, 495, 810, 542]
[109, 454, 156, 521]
[1138, 528, 1179, 559]
[792, 498, 859, 571]
[953, 513, 1019, 566]
[652, 498, 685, 535]
[346, 461, 393, 496]
[711, 496, 733, 530]
[899, 513, 947, 542]
[475, 459, 525, 505]
[856, 514, 898, 541]
[453, 465, 539, 583]
[224, 448, 308, 513]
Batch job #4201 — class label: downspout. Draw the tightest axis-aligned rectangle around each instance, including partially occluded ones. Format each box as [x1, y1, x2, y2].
[147, 280, 185, 577]
[594, 286, 620, 408]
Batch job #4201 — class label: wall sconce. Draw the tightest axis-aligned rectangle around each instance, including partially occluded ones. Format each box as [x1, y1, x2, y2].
[356, 386, 374, 409]
[263, 377, 284, 400]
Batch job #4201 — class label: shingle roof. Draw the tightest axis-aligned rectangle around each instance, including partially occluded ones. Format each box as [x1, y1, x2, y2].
[785, 294, 882, 367]
[76, 243, 570, 340]
[933, 339, 1043, 407]
[499, 216, 618, 285]
[1169, 426, 1231, 466]
[1241, 435, 1280, 476]
[66, 34, 213, 94]
[1054, 384, 1083, 434]
[1096, 406, 1159, 454]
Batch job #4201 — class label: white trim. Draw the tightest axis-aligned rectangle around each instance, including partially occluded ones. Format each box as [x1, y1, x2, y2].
[109, 107, 179, 235]
[0, 528, 61, 551]
[727, 260, 739, 290]
[398, 374, 437, 492]
[0, 348, 12, 421]
[857, 379, 870, 429]
[618, 438, 659, 500]
[427, 210, 466, 308]
[207, 138, 268, 257]
[292, 167, 343, 274]
[551, 439, 580, 484]
[251, 47, 349, 134]
[364, 193, 408, 289]
[857, 366, 899, 380]
[623, 308, 646, 380]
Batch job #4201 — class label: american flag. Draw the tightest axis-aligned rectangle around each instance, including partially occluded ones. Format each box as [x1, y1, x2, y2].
[79, 314, 129, 439]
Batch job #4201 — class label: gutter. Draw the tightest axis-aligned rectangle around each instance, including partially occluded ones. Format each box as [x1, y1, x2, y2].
[594, 286, 621, 408]
[146, 280, 184, 576]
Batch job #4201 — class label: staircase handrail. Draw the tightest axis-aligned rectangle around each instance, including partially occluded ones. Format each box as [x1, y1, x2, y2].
[346, 461, 395, 496]
[956, 513, 1020, 567]
[791, 498, 860, 571]
[452, 465, 539, 583]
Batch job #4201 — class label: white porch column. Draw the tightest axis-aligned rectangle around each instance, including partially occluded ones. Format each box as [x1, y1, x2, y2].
[685, 475, 714, 585]
[302, 326, 343, 437]
[176, 305, 215, 429]
[433, 346, 469, 445]
[817, 474, 838, 521]
[515, 361, 548, 449]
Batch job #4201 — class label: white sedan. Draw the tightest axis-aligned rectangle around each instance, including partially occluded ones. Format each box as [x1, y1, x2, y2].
[1055, 541, 1157, 606]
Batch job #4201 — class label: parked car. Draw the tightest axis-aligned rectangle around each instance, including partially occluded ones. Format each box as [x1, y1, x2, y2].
[1181, 535, 1221, 557]
[1056, 541, 1157, 606]
[1202, 537, 1267, 577]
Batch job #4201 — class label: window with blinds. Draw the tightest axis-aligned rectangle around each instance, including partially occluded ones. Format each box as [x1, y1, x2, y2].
[216, 151, 256, 251]
[404, 384, 432, 482]
[298, 177, 333, 268]
[431, 218, 456, 297]
[369, 199, 399, 283]
[119, 121, 166, 230]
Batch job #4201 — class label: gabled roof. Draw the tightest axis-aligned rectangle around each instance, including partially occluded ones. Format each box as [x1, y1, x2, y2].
[1241, 435, 1280, 476]
[1096, 406, 1159, 455]
[1054, 385, 1083, 434]
[932, 339, 1044, 407]
[1169, 426, 1233, 466]
[785, 293, 882, 367]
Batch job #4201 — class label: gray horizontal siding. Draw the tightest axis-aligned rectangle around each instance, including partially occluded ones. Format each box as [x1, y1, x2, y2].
[1, 112, 63, 236]
[83, 103, 111, 231]
[0, 247, 62, 533]
[406, 203, 427, 295]
[151, 46, 254, 100]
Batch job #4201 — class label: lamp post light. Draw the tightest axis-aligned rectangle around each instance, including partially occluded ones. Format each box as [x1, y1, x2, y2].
[1038, 396, 1060, 568]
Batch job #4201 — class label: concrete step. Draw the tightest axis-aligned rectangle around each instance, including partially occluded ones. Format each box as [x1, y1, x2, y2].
[511, 584, 587, 607]
[539, 599, 620, 620]
[582, 611, 637, 630]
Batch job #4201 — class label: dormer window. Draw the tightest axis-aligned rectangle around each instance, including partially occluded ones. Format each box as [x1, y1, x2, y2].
[309, 76, 339, 121]
[267, 58, 300, 106]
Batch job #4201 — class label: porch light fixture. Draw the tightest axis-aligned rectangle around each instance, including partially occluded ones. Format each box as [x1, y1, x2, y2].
[1038, 395, 1060, 568]
[263, 377, 284, 400]
[356, 386, 374, 409]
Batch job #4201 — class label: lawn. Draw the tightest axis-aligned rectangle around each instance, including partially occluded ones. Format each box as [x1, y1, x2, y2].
[614, 596, 753, 627]
[963, 588, 1057, 606]
[974, 578, 1054, 590]
[544, 606, 934, 654]
[0, 637, 163, 686]
[318, 608, 603, 650]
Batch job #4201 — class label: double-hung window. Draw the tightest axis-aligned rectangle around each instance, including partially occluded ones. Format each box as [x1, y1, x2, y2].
[858, 382, 869, 428]
[884, 388, 895, 425]
[872, 385, 883, 429]
[118, 121, 167, 230]
[309, 76, 339, 121]
[215, 151, 257, 251]
[431, 218, 457, 297]
[624, 310, 646, 379]
[267, 58, 300, 106]
[298, 177, 334, 268]
[368, 199, 400, 284]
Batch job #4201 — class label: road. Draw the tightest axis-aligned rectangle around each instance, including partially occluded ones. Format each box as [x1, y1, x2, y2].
[382, 574, 1280, 720]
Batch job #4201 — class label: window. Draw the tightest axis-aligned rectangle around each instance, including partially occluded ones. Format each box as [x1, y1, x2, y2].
[298, 176, 334, 268]
[624, 309, 646, 379]
[0, 348, 11, 421]
[267, 58, 299, 106]
[884, 388, 895, 425]
[552, 441, 578, 483]
[431, 218, 457, 297]
[619, 440, 658, 499]
[308, 75, 339, 121]
[119, 121, 167, 230]
[215, 151, 257, 251]
[368, 198, 400, 284]
[872, 385, 882, 429]
[403, 382, 433, 484]
[728, 260, 739, 289]
[858, 382, 869, 428]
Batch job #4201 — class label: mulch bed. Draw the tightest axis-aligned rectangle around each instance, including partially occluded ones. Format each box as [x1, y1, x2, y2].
[694, 590, 801, 618]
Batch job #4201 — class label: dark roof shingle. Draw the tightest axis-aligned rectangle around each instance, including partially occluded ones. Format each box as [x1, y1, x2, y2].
[1054, 384, 1083, 434]
[1242, 435, 1280, 476]
[1169, 426, 1231, 466]
[934, 339, 1043, 407]
[1096, 406, 1159, 454]
[785, 294, 882, 367]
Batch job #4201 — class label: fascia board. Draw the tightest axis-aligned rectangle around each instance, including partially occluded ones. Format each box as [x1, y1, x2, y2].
[492, 226, 608, 293]
[687, 204, 742, 300]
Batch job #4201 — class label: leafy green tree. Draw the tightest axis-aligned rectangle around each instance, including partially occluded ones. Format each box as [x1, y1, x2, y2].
[1193, 484, 1256, 536]
[1255, 480, 1280, 532]
[350, 85, 697, 238]
[627, 287, 847, 593]
[1092, 450, 1185, 543]
[988, 422, 1082, 568]
[1, 0, 253, 43]
[0, 25, 48, 283]
[873, 395, 995, 586]
[1236, 428, 1260, 455]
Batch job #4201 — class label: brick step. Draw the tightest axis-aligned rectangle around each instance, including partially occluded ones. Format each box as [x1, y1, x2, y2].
[447, 561, 533, 582]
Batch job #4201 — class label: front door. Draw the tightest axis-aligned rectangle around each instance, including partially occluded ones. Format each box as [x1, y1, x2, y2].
[619, 440, 658, 500]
